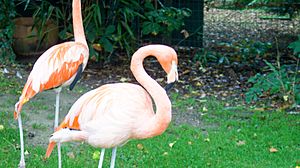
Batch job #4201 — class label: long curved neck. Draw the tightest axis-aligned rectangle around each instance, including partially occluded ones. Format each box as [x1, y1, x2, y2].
[131, 46, 172, 139]
[73, 0, 87, 47]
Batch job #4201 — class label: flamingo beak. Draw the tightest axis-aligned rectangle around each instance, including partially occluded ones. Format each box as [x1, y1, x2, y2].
[167, 61, 178, 84]
[165, 61, 178, 92]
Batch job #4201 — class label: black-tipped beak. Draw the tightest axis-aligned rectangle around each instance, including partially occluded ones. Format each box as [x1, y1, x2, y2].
[164, 82, 175, 92]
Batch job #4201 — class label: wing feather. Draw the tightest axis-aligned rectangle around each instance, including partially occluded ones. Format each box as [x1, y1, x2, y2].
[29, 42, 88, 93]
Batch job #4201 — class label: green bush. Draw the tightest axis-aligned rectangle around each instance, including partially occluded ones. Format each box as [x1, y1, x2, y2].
[23, 0, 191, 62]
[245, 36, 300, 107]
[142, 2, 191, 38]
[0, 0, 16, 62]
[210, 0, 300, 13]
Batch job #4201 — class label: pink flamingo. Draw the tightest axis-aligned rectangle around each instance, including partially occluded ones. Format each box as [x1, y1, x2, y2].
[14, 0, 88, 167]
[44, 45, 178, 167]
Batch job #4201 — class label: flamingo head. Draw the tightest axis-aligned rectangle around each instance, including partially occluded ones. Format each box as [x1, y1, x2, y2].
[156, 47, 178, 84]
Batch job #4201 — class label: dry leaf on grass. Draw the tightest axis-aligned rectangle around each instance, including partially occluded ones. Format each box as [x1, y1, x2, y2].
[0, 125, 4, 131]
[67, 152, 75, 159]
[269, 147, 278, 153]
[236, 140, 246, 146]
[137, 144, 144, 150]
[169, 141, 177, 148]
[92, 151, 100, 160]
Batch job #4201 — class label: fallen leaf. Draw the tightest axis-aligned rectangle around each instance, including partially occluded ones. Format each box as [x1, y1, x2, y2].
[163, 152, 168, 156]
[283, 95, 288, 102]
[137, 144, 144, 150]
[202, 106, 208, 112]
[182, 70, 190, 75]
[192, 77, 201, 81]
[191, 91, 198, 95]
[254, 107, 265, 111]
[3, 68, 9, 74]
[168, 141, 177, 148]
[204, 138, 210, 142]
[24, 150, 29, 155]
[67, 152, 75, 159]
[92, 43, 102, 52]
[269, 147, 278, 153]
[156, 78, 164, 82]
[120, 77, 129, 82]
[236, 140, 246, 146]
[180, 29, 189, 38]
[0, 125, 4, 131]
[90, 55, 97, 62]
[188, 141, 192, 145]
[92, 151, 100, 160]
[16, 71, 22, 79]
[199, 99, 207, 103]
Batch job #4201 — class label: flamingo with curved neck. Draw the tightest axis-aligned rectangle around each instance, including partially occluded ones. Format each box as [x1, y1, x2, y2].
[44, 45, 178, 168]
[14, 0, 88, 167]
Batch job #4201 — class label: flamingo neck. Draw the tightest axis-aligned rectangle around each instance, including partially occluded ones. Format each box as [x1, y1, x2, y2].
[73, 0, 87, 47]
[131, 45, 172, 139]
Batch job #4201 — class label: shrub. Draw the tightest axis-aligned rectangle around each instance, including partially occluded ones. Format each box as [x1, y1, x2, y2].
[245, 36, 300, 107]
[0, 0, 16, 62]
[142, 2, 191, 38]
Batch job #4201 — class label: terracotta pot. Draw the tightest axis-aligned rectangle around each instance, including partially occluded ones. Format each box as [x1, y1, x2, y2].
[13, 17, 59, 56]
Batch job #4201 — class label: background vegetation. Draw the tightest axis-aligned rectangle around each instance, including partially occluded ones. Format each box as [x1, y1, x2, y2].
[0, 0, 16, 62]
[11, 0, 191, 62]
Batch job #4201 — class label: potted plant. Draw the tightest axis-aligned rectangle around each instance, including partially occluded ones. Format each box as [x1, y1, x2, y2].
[13, 0, 59, 56]
[13, 17, 58, 56]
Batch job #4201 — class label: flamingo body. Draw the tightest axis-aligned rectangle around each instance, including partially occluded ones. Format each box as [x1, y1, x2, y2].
[50, 83, 154, 148]
[15, 42, 88, 118]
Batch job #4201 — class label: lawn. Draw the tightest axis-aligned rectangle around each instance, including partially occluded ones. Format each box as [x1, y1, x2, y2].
[0, 73, 299, 168]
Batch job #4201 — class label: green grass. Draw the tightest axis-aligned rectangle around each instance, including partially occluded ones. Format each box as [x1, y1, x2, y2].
[32, 123, 47, 130]
[0, 73, 21, 95]
[0, 75, 299, 167]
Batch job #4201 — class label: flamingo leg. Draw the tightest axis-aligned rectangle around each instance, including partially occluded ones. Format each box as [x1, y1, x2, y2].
[54, 87, 62, 168]
[98, 148, 105, 168]
[18, 114, 25, 168]
[110, 147, 117, 168]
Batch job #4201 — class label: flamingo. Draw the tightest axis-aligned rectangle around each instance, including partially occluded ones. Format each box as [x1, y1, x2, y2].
[44, 44, 178, 168]
[14, 0, 88, 167]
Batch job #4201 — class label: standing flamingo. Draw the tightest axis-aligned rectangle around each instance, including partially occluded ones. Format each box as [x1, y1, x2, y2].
[14, 0, 88, 167]
[44, 45, 178, 168]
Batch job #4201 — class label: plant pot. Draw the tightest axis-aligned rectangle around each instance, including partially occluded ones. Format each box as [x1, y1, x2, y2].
[13, 17, 59, 56]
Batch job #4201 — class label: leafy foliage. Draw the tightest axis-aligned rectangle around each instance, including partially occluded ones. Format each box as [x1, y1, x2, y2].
[210, 0, 300, 16]
[142, 2, 191, 37]
[246, 36, 300, 107]
[245, 62, 299, 105]
[234, 39, 272, 62]
[20, 0, 191, 62]
[0, 0, 16, 62]
[81, 0, 144, 61]
[288, 35, 300, 55]
[192, 39, 271, 67]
